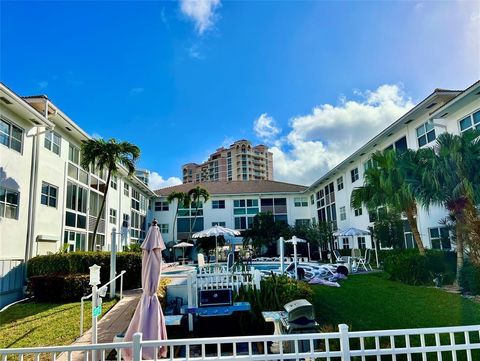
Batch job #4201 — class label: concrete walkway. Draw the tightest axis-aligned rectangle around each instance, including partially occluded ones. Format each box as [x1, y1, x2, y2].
[58, 289, 142, 361]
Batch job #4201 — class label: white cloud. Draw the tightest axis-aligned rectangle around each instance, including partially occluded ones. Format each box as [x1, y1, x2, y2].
[180, 0, 221, 35]
[258, 84, 414, 185]
[149, 171, 182, 190]
[253, 113, 281, 144]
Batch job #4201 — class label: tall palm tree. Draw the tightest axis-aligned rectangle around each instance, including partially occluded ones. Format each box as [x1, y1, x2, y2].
[81, 138, 140, 250]
[188, 186, 210, 238]
[351, 149, 426, 255]
[408, 129, 480, 277]
[166, 191, 190, 243]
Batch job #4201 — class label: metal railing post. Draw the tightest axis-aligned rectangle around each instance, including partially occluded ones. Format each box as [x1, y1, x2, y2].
[80, 297, 85, 336]
[339, 324, 351, 361]
[110, 228, 117, 299]
[120, 271, 125, 299]
[187, 272, 194, 332]
[132, 333, 142, 361]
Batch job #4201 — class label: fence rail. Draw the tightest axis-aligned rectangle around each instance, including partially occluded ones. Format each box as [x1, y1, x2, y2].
[1, 324, 479, 361]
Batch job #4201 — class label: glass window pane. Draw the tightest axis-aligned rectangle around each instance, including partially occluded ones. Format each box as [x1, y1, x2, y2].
[416, 126, 425, 136]
[460, 117, 472, 131]
[429, 228, 439, 238]
[418, 135, 427, 147]
[66, 211, 76, 227]
[427, 130, 436, 143]
[6, 191, 18, 205]
[11, 139, 21, 152]
[41, 194, 48, 205]
[0, 188, 5, 202]
[5, 205, 17, 219]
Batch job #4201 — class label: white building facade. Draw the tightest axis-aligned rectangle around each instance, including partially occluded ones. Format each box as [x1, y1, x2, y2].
[1, 83, 154, 306]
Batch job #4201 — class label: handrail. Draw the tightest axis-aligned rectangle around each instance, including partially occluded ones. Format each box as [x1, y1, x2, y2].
[80, 270, 126, 336]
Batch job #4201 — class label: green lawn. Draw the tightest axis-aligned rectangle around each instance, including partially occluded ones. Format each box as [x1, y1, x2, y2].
[0, 299, 117, 349]
[312, 272, 480, 331]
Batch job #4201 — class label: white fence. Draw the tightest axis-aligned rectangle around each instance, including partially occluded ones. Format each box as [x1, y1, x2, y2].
[195, 266, 261, 292]
[1, 324, 479, 361]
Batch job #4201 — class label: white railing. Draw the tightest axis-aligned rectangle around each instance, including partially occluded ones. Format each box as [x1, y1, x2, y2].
[80, 270, 126, 336]
[196, 265, 261, 292]
[2, 324, 479, 361]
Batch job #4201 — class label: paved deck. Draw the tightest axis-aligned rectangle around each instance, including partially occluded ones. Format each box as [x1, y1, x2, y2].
[58, 289, 142, 361]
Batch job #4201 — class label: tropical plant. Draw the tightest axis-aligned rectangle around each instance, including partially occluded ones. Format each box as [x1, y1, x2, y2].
[371, 209, 405, 249]
[291, 221, 335, 260]
[407, 129, 480, 277]
[166, 191, 190, 242]
[187, 186, 210, 237]
[81, 138, 140, 250]
[243, 212, 292, 256]
[351, 149, 426, 255]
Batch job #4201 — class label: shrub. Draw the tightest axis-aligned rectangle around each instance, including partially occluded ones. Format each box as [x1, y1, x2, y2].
[459, 262, 480, 295]
[27, 252, 142, 290]
[382, 250, 456, 286]
[28, 274, 91, 302]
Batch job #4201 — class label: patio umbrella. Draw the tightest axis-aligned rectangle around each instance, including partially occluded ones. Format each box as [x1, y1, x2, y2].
[173, 241, 194, 264]
[124, 219, 167, 360]
[192, 225, 240, 263]
[339, 227, 370, 249]
[285, 236, 306, 280]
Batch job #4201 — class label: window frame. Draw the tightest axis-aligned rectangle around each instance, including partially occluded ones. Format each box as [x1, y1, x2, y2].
[350, 168, 359, 183]
[40, 181, 58, 208]
[0, 116, 24, 154]
[212, 200, 226, 209]
[459, 109, 480, 133]
[354, 207, 363, 217]
[109, 208, 117, 224]
[44, 130, 62, 155]
[416, 122, 436, 148]
[0, 186, 20, 219]
[337, 176, 344, 191]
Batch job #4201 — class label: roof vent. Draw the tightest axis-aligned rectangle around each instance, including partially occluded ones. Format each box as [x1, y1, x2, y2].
[387, 133, 393, 137]
[360, 152, 365, 156]
[0, 97, 12, 104]
[65, 127, 72, 131]
[426, 102, 437, 109]
[404, 119, 414, 124]
[441, 112, 448, 118]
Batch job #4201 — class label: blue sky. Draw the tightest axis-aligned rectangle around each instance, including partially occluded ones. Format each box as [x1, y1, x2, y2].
[1, 1, 479, 187]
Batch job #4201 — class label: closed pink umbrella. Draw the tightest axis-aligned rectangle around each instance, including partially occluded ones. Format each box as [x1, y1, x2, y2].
[124, 219, 167, 359]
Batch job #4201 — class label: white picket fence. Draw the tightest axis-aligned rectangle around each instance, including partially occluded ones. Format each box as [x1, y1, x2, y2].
[1, 324, 479, 361]
[195, 266, 261, 292]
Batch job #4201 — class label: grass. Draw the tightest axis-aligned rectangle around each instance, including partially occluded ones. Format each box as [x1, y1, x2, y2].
[0, 299, 117, 349]
[311, 272, 480, 331]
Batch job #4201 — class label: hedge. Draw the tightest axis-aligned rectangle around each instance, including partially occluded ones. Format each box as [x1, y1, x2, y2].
[27, 252, 142, 290]
[459, 261, 480, 295]
[382, 250, 456, 286]
[28, 274, 91, 302]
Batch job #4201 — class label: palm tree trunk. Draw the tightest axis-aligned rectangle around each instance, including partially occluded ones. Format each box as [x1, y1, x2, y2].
[455, 213, 465, 285]
[189, 203, 200, 239]
[172, 202, 179, 243]
[91, 170, 111, 251]
[405, 206, 426, 255]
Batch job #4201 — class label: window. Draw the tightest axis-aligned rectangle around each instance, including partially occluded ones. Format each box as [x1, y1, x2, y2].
[110, 209, 117, 224]
[64, 230, 87, 252]
[358, 236, 366, 249]
[110, 176, 118, 190]
[416, 122, 436, 147]
[160, 224, 169, 234]
[122, 213, 129, 227]
[155, 201, 169, 211]
[354, 208, 363, 217]
[337, 177, 344, 191]
[339, 206, 346, 221]
[342, 238, 350, 249]
[234, 199, 259, 229]
[44, 131, 61, 155]
[212, 221, 226, 227]
[65, 181, 88, 229]
[429, 227, 451, 250]
[295, 219, 310, 227]
[0, 186, 19, 219]
[212, 200, 225, 209]
[350, 168, 359, 183]
[459, 110, 480, 133]
[0, 117, 23, 153]
[40, 182, 57, 208]
[294, 197, 308, 207]
[68, 144, 80, 164]
[124, 183, 130, 196]
[310, 194, 314, 205]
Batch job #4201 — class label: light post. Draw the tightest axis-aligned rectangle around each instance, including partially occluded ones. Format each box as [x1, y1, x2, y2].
[279, 237, 285, 274]
[89, 264, 101, 359]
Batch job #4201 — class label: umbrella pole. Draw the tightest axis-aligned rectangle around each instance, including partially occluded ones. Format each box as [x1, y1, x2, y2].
[215, 235, 218, 264]
[294, 241, 298, 280]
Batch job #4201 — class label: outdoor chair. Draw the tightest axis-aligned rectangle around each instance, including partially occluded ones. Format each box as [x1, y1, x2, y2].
[357, 248, 373, 271]
[351, 248, 362, 259]
[198, 253, 206, 267]
[333, 249, 348, 265]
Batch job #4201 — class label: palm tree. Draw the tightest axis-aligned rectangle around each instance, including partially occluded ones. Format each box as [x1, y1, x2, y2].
[408, 129, 480, 276]
[81, 138, 140, 250]
[187, 186, 210, 238]
[351, 149, 426, 255]
[166, 191, 190, 243]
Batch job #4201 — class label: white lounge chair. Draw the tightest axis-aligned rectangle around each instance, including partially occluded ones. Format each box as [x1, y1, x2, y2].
[357, 248, 373, 271]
